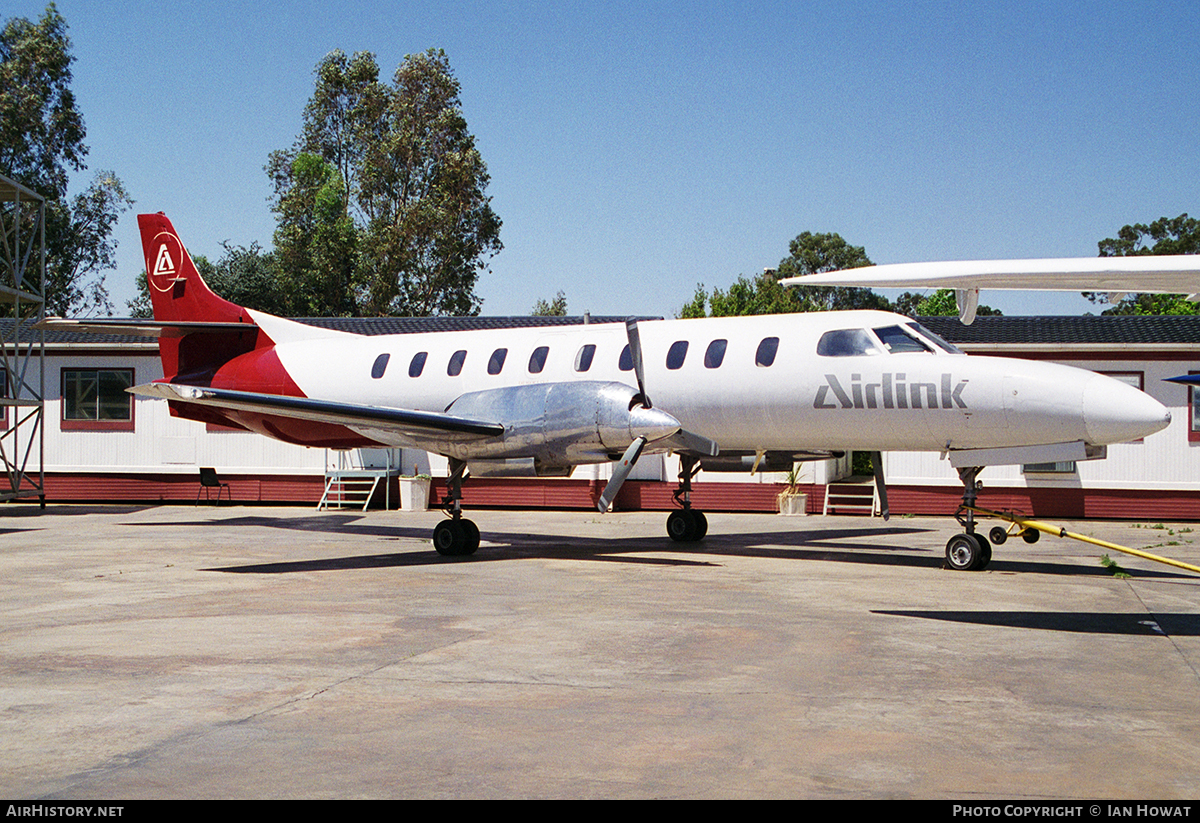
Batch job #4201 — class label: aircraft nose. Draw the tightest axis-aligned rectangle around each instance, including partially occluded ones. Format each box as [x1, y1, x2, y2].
[1082, 373, 1171, 444]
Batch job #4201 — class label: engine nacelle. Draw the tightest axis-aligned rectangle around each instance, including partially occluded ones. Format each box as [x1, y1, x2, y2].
[441, 381, 680, 468]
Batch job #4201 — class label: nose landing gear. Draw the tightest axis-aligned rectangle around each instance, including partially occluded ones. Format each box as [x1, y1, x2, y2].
[946, 466, 991, 571]
[667, 455, 708, 542]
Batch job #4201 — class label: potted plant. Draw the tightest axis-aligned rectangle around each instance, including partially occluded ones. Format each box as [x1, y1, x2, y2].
[777, 465, 807, 516]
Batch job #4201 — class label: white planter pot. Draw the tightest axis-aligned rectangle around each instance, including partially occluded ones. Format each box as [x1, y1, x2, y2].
[777, 492, 807, 516]
[399, 477, 431, 511]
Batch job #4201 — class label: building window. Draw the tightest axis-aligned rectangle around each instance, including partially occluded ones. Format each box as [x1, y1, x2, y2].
[1022, 461, 1077, 474]
[62, 368, 134, 431]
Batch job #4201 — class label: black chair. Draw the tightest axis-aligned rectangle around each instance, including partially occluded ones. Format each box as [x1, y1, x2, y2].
[197, 467, 231, 505]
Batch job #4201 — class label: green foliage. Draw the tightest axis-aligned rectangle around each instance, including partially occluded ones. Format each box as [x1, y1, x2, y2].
[1099, 214, 1199, 257]
[1, 5, 132, 317]
[205, 242, 290, 316]
[1086, 214, 1200, 316]
[683, 233, 1007, 321]
[0, 3, 85, 200]
[532, 290, 567, 316]
[775, 231, 887, 313]
[271, 153, 357, 316]
[896, 288, 1002, 317]
[44, 171, 133, 316]
[682, 232, 884, 318]
[269, 48, 501, 317]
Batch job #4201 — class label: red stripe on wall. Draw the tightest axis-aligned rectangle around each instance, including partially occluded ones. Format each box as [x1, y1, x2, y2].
[20, 474, 1200, 520]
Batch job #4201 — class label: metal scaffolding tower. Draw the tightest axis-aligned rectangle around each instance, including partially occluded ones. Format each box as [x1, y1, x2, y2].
[0, 174, 46, 506]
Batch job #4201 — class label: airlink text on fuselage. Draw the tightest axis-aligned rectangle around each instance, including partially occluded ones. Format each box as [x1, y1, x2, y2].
[815, 373, 968, 410]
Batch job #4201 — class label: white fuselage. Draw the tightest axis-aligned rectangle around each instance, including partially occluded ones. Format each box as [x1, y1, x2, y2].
[251, 309, 1170, 458]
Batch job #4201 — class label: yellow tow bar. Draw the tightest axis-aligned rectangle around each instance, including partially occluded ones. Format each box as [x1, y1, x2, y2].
[967, 506, 1200, 577]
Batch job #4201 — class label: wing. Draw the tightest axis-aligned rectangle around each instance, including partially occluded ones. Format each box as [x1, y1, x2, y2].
[131, 383, 504, 449]
[779, 255, 1200, 323]
[777, 255, 1200, 293]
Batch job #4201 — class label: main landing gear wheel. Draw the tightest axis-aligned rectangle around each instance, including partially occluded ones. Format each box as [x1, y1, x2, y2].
[666, 509, 707, 542]
[433, 518, 480, 557]
[945, 532, 991, 571]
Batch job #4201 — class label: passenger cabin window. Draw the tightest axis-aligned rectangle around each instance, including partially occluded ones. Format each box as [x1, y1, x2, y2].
[619, 345, 633, 371]
[873, 325, 933, 354]
[371, 353, 390, 379]
[574, 344, 596, 372]
[528, 346, 549, 374]
[704, 339, 727, 369]
[408, 352, 427, 377]
[448, 350, 467, 376]
[755, 337, 779, 367]
[666, 341, 688, 370]
[816, 329, 881, 357]
[487, 348, 508, 375]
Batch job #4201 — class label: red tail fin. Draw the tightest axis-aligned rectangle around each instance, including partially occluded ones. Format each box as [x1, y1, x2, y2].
[139, 213, 266, 383]
[138, 212, 246, 323]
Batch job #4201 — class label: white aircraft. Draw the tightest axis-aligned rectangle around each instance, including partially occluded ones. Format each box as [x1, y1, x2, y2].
[46, 214, 1176, 571]
[778, 256, 1200, 323]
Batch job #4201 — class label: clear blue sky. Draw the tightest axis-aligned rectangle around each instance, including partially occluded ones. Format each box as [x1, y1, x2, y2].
[10, 0, 1199, 318]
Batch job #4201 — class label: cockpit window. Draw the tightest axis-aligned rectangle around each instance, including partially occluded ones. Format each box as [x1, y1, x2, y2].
[872, 325, 934, 354]
[817, 329, 883, 357]
[906, 322, 963, 354]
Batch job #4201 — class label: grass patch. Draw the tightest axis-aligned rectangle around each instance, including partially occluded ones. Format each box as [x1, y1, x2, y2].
[1100, 553, 1131, 579]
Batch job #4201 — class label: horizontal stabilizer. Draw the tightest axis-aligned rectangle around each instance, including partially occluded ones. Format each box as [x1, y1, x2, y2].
[130, 383, 504, 440]
[37, 317, 260, 338]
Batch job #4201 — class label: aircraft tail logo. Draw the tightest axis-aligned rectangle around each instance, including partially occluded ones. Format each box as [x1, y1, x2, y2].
[146, 229, 188, 293]
[149, 242, 178, 290]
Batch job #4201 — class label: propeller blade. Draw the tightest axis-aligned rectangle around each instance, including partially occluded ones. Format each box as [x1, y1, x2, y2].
[871, 451, 889, 521]
[625, 319, 650, 408]
[597, 436, 647, 513]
